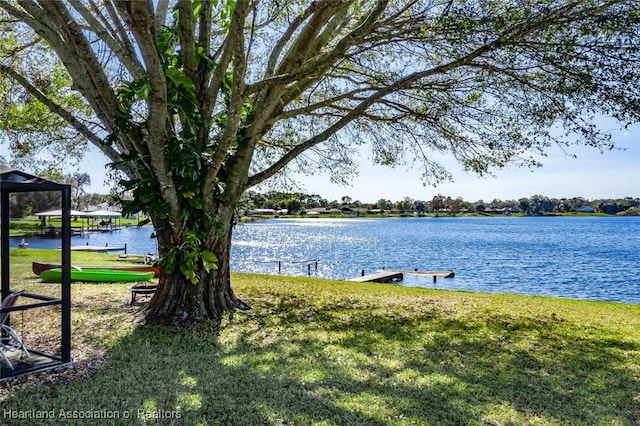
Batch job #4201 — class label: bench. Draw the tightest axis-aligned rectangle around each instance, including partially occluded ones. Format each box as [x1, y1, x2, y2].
[127, 284, 158, 304]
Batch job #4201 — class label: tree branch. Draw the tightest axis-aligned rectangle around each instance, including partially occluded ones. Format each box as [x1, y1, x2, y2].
[113, 0, 181, 222]
[247, 28, 509, 188]
[176, 0, 197, 84]
[203, 0, 250, 192]
[154, 0, 171, 31]
[0, 63, 135, 176]
[71, 0, 146, 77]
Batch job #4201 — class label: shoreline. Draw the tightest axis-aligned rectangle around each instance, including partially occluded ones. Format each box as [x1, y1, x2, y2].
[12, 248, 639, 306]
[240, 211, 631, 221]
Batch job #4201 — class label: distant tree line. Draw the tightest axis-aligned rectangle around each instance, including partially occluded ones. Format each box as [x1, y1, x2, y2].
[239, 191, 640, 216]
[9, 186, 638, 219]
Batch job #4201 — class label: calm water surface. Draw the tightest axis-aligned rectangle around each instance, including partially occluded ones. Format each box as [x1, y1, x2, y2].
[13, 216, 640, 303]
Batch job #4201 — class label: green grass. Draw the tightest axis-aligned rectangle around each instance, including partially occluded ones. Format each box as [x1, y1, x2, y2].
[1, 249, 639, 425]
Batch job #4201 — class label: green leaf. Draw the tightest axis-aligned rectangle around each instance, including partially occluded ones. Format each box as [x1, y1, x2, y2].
[201, 250, 219, 273]
[135, 80, 151, 99]
[138, 191, 154, 203]
[166, 67, 195, 91]
[192, 0, 202, 17]
[180, 262, 199, 284]
[187, 197, 203, 209]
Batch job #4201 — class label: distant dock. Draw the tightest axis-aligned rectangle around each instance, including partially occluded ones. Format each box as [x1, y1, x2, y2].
[348, 269, 454, 283]
[70, 243, 127, 253]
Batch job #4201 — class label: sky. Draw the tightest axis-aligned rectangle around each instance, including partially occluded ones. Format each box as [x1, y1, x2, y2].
[70, 118, 640, 203]
[291, 133, 640, 203]
[5, 118, 636, 204]
[74, 119, 639, 203]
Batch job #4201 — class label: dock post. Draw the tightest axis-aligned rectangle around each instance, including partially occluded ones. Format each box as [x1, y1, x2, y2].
[308, 264, 311, 276]
[124, 243, 127, 254]
[433, 275, 437, 283]
[278, 261, 281, 274]
[361, 270, 365, 276]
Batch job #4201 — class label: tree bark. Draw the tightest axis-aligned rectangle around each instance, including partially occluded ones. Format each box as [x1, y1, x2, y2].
[142, 220, 250, 327]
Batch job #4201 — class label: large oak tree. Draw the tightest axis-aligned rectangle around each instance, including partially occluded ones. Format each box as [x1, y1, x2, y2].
[1, 0, 638, 326]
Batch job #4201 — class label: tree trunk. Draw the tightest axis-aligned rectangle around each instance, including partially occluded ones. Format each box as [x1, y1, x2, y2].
[142, 222, 250, 327]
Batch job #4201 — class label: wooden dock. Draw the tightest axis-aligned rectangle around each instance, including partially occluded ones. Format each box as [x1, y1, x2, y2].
[348, 269, 454, 283]
[348, 270, 404, 283]
[401, 270, 455, 279]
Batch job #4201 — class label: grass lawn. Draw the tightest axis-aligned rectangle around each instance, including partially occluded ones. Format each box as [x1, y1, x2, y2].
[1, 249, 639, 425]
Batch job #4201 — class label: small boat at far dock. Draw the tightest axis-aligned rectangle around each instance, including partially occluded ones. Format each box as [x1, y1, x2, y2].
[39, 267, 155, 283]
[32, 261, 160, 278]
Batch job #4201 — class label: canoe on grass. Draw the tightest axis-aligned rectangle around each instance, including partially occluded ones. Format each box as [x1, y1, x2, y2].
[32, 261, 160, 278]
[39, 267, 155, 283]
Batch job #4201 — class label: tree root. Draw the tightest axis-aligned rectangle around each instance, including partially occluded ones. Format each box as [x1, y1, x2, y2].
[233, 297, 252, 311]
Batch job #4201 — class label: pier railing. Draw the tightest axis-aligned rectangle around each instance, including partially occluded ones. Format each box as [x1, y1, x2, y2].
[254, 258, 320, 276]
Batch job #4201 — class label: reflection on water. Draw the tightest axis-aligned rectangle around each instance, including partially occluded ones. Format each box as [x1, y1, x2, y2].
[231, 216, 640, 303]
[11, 227, 158, 254]
[12, 216, 640, 303]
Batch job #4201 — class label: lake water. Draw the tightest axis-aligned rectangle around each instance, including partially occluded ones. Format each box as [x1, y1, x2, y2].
[12, 216, 640, 303]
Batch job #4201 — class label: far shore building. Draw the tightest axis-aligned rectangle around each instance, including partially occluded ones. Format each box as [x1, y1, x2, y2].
[576, 206, 596, 213]
[306, 207, 343, 215]
[247, 208, 276, 216]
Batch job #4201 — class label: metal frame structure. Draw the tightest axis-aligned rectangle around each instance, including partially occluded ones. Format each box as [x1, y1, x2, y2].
[0, 165, 72, 379]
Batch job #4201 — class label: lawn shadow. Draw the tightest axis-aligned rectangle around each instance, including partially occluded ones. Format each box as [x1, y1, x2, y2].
[0, 291, 638, 425]
[213, 292, 640, 424]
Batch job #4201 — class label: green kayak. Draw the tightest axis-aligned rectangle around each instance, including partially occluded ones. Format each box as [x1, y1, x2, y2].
[40, 267, 155, 283]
